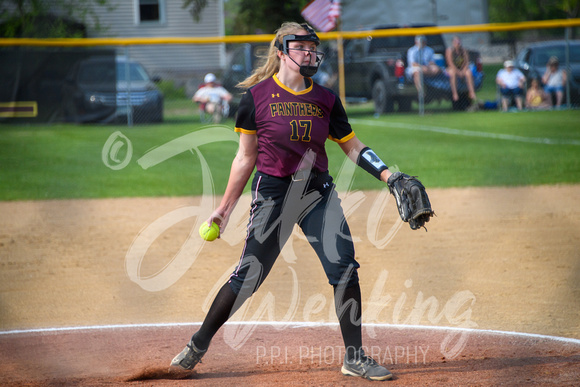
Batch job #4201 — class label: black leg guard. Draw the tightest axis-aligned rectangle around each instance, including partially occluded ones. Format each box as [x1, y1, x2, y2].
[334, 282, 363, 361]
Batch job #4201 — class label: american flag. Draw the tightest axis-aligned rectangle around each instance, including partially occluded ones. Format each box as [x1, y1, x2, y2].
[301, 0, 341, 32]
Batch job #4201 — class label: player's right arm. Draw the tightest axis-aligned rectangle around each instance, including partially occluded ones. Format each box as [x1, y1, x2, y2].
[207, 132, 257, 232]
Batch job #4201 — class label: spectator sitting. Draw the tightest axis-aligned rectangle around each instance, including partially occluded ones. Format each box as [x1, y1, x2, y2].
[193, 73, 233, 123]
[526, 78, 552, 110]
[496, 60, 526, 111]
[445, 35, 477, 102]
[406, 35, 441, 96]
[542, 56, 567, 108]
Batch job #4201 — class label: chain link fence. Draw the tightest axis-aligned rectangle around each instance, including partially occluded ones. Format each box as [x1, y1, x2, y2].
[1, 21, 579, 125]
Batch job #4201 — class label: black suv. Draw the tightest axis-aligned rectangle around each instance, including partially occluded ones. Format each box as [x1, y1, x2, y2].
[61, 56, 164, 123]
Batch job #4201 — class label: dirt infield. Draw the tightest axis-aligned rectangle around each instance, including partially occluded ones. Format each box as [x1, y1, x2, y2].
[1, 185, 579, 385]
[1, 325, 579, 386]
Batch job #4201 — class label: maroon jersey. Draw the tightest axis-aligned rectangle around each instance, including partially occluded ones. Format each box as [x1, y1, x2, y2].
[235, 74, 355, 177]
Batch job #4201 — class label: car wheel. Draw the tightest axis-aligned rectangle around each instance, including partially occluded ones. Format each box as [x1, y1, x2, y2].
[372, 79, 394, 114]
[63, 98, 81, 123]
[149, 100, 163, 123]
[153, 105, 163, 123]
[398, 97, 412, 112]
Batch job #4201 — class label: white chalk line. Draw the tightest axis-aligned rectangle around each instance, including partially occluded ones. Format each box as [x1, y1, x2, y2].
[351, 119, 580, 146]
[1, 322, 579, 346]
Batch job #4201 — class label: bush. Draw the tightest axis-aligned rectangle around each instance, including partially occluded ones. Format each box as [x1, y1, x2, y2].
[157, 80, 187, 100]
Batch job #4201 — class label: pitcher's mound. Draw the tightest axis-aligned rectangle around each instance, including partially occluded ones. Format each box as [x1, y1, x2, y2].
[1, 323, 579, 386]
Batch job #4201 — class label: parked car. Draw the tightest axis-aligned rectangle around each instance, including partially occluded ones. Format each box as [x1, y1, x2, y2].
[61, 56, 164, 123]
[514, 40, 580, 106]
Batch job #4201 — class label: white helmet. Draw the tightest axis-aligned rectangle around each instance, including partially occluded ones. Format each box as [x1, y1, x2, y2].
[204, 73, 217, 83]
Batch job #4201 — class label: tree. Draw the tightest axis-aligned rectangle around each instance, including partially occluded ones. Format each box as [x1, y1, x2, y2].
[488, 0, 574, 23]
[183, 0, 310, 35]
[230, 0, 310, 35]
[488, 0, 579, 54]
[561, 0, 580, 18]
[182, 0, 207, 22]
[0, 0, 112, 38]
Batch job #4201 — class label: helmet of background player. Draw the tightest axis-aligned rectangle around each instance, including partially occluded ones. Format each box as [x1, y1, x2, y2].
[278, 23, 325, 77]
[204, 73, 217, 84]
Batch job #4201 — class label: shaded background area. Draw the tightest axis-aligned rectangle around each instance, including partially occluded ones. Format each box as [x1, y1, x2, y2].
[0, 48, 116, 123]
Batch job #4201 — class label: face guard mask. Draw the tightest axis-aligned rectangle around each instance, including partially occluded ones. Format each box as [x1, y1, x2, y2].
[279, 23, 325, 77]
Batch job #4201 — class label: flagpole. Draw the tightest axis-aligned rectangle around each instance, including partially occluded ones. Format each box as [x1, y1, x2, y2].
[301, 0, 345, 102]
[336, 17, 346, 105]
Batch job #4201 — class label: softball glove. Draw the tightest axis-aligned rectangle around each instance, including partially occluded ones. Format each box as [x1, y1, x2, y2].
[387, 172, 434, 230]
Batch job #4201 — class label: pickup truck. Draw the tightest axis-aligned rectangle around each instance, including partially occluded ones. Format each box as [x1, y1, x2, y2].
[340, 24, 484, 113]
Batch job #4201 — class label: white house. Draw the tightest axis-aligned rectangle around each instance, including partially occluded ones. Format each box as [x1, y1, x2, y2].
[88, 0, 226, 78]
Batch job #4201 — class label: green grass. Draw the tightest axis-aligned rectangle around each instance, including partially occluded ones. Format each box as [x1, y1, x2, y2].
[0, 121, 239, 200]
[346, 109, 580, 188]
[0, 108, 579, 200]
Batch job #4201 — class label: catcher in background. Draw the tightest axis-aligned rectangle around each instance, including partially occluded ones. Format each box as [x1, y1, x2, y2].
[171, 21, 434, 381]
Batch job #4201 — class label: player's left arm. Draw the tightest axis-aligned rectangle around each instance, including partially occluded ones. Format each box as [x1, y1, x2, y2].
[338, 136, 392, 183]
[339, 135, 434, 230]
[328, 94, 391, 183]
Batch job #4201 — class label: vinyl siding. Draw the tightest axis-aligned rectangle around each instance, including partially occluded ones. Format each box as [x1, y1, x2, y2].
[89, 0, 225, 75]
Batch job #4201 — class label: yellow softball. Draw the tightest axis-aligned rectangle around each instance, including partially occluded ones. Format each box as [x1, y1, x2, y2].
[199, 221, 220, 241]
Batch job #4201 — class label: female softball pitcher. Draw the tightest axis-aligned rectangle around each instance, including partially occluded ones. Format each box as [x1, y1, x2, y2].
[170, 21, 433, 381]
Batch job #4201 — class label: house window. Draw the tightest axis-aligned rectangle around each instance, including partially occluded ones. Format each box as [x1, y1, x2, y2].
[136, 0, 166, 24]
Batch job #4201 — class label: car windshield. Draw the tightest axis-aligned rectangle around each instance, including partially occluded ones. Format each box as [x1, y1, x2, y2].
[77, 60, 150, 83]
[368, 35, 445, 53]
[78, 61, 115, 84]
[116, 62, 150, 82]
[370, 36, 416, 51]
[532, 45, 580, 65]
